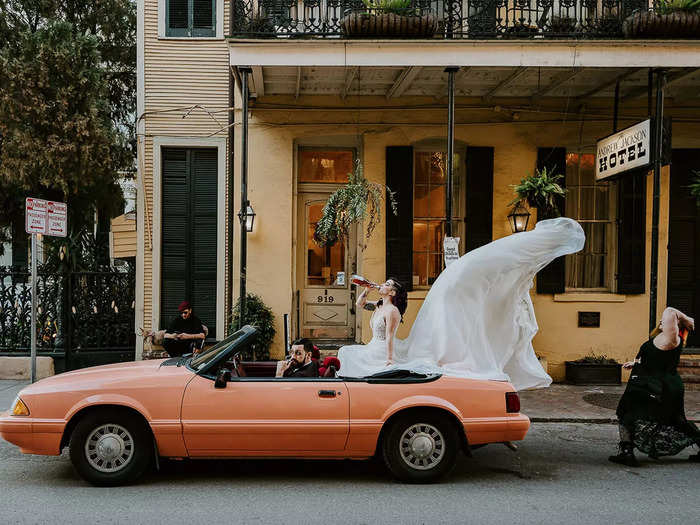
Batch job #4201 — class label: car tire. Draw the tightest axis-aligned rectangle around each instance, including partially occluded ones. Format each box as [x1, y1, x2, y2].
[68, 408, 153, 486]
[382, 411, 459, 483]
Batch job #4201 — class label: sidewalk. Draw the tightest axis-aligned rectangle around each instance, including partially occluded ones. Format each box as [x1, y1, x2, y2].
[2, 380, 699, 423]
[520, 384, 700, 423]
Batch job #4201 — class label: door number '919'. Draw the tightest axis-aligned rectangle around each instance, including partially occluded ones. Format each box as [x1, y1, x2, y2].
[317, 296, 334, 303]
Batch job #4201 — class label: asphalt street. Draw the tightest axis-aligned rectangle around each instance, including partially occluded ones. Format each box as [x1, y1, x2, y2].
[1, 402, 698, 525]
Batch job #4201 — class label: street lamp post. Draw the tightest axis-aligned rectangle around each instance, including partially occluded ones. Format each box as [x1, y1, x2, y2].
[238, 67, 252, 329]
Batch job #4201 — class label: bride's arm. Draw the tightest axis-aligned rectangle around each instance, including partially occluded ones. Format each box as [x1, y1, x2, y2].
[356, 287, 377, 310]
[385, 310, 400, 364]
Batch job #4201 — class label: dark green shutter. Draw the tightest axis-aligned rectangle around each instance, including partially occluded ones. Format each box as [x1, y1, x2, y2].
[190, 149, 218, 336]
[536, 147, 567, 294]
[386, 146, 413, 292]
[617, 169, 647, 294]
[465, 147, 494, 252]
[161, 148, 218, 336]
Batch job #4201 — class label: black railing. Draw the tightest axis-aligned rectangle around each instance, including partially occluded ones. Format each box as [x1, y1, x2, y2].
[230, 0, 651, 39]
[0, 264, 136, 371]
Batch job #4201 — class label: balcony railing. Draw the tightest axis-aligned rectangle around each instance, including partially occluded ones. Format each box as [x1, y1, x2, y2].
[230, 0, 652, 39]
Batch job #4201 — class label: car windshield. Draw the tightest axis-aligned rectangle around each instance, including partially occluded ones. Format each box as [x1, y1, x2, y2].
[189, 328, 249, 371]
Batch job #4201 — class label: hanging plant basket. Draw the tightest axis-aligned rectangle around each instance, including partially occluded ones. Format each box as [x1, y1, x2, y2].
[623, 11, 700, 38]
[340, 10, 438, 38]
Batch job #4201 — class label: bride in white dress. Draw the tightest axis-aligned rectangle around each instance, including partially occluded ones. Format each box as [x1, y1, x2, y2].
[338, 217, 585, 390]
[337, 278, 408, 377]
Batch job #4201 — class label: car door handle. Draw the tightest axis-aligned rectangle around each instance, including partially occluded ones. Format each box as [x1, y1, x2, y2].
[318, 390, 337, 398]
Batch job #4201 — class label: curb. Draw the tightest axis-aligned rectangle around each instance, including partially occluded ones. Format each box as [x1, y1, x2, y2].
[530, 417, 700, 424]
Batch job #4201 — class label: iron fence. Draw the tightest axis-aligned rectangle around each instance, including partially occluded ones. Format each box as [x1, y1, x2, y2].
[230, 0, 652, 39]
[0, 264, 136, 371]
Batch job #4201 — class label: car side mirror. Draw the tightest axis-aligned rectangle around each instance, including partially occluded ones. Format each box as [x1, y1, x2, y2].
[214, 368, 231, 388]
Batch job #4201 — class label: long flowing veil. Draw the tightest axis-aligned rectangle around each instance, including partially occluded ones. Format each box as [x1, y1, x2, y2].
[390, 218, 585, 390]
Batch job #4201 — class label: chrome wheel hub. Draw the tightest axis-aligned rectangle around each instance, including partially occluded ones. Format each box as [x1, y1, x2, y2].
[399, 423, 445, 470]
[85, 424, 134, 473]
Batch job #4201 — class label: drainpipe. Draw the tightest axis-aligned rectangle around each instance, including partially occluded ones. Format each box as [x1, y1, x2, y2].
[649, 69, 666, 333]
[445, 67, 458, 238]
[238, 67, 252, 329]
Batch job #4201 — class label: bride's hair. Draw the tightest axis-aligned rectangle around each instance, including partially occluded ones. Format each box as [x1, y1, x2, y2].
[378, 277, 408, 323]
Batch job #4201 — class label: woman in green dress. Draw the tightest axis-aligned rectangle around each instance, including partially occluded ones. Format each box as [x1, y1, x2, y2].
[610, 307, 699, 467]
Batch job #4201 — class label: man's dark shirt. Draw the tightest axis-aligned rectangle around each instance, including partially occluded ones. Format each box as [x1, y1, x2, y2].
[167, 314, 204, 336]
[283, 359, 319, 378]
[164, 314, 205, 357]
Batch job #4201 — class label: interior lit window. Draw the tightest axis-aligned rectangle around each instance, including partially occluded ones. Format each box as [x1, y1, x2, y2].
[565, 152, 617, 290]
[412, 150, 464, 287]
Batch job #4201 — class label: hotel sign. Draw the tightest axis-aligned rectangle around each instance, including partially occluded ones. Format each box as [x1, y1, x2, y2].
[595, 119, 651, 182]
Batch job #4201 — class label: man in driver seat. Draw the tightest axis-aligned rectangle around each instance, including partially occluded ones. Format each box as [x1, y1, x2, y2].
[277, 338, 319, 378]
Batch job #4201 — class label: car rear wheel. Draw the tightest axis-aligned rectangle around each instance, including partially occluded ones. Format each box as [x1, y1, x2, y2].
[69, 409, 152, 486]
[382, 411, 458, 483]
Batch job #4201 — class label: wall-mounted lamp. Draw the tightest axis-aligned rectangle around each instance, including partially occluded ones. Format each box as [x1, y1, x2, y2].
[508, 201, 531, 234]
[238, 203, 256, 233]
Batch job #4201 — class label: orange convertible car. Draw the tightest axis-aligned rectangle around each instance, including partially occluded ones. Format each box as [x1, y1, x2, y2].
[0, 326, 529, 486]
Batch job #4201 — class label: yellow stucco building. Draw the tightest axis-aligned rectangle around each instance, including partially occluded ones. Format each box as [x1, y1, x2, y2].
[135, 0, 700, 382]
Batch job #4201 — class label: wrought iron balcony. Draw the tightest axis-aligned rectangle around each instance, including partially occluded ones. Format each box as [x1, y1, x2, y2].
[229, 0, 654, 39]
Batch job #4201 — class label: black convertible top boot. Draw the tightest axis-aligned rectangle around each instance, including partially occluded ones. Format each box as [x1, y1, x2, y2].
[608, 442, 639, 467]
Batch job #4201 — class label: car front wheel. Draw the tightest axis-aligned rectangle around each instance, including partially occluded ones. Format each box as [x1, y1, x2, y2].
[382, 411, 459, 483]
[69, 409, 153, 486]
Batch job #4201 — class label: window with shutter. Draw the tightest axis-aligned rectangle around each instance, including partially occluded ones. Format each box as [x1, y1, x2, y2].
[166, 0, 216, 37]
[161, 148, 218, 337]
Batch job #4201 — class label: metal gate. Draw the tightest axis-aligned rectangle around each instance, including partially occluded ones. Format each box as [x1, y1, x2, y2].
[0, 263, 136, 373]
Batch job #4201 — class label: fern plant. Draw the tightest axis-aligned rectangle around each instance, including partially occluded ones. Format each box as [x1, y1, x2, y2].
[362, 0, 413, 14]
[314, 160, 398, 250]
[510, 167, 567, 219]
[656, 0, 700, 14]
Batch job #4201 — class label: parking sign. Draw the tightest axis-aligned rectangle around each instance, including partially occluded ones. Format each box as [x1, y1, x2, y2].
[25, 198, 67, 237]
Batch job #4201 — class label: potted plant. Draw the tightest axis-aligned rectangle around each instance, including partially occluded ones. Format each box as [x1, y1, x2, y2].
[231, 293, 276, 361]
[340, 0, 438, 38]
[314, 160, 398, 250]
[509, 166, 567, 220]
[565, 353, 622, 385]
[623, 0, 700, 38]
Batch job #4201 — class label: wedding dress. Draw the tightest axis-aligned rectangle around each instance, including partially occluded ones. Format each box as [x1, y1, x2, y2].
[338, 217, 585, 390]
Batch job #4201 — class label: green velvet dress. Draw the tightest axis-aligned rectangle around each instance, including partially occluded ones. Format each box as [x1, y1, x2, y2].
[616, 339, 700, 457]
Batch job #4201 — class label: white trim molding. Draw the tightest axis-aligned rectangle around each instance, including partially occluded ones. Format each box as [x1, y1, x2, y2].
[230, 40, 700, 68]
[152, 136, 228, 341]
[159, 0, 225, 39]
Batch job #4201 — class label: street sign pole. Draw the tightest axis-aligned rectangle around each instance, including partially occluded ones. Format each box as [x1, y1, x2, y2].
[30, 233, 37, 383]
[25, 197, 66, 383]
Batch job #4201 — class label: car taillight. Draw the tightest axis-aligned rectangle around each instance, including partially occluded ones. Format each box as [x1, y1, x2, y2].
[505, 392, 520, 413]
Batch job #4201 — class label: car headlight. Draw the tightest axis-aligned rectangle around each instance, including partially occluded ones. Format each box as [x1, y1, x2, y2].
[11, 397, 30, 416]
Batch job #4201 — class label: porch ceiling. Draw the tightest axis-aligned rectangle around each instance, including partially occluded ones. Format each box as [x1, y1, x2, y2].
[250, 66, 700, 103]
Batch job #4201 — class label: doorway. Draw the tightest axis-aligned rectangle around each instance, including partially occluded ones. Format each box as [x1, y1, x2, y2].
[295, 147, 358, 343]
[667, 149, 700, 349]
[296, 192, 357, 341]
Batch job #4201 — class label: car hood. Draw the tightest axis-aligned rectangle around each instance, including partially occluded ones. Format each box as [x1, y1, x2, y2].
[19, 358, 191, 396]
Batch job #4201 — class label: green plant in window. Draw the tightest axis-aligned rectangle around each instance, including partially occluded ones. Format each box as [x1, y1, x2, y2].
[509, 167, 567, 218]
[314, 160, 398, 250]
[689, 170, 700, 207]
[230, 293, 276, 361]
